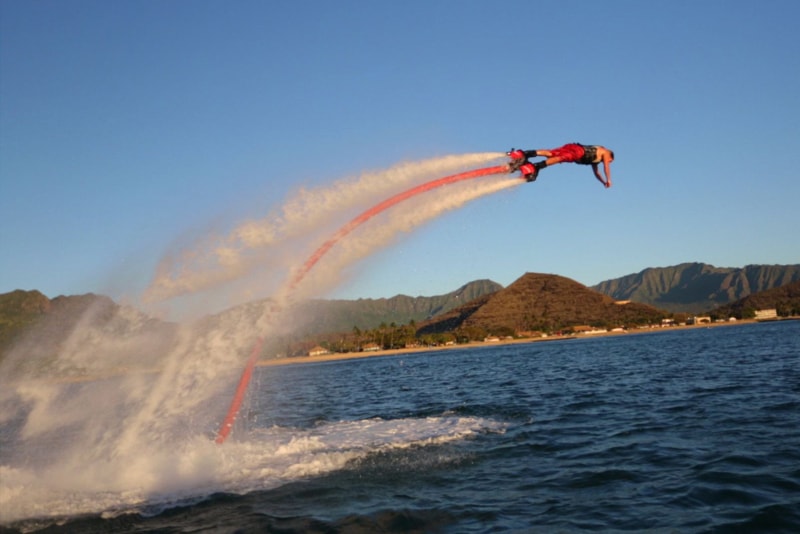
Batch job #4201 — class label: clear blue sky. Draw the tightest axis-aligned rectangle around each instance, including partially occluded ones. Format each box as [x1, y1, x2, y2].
[2, 0, 799, 313]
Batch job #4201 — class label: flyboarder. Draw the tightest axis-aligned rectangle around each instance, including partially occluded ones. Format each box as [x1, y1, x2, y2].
[508, 143, 614, 188]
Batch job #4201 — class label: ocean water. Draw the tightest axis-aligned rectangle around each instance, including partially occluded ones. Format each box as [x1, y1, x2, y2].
[2, 320, 799, 533]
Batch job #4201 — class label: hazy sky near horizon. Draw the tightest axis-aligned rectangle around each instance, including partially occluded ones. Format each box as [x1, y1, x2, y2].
[2, 0, 798, 314]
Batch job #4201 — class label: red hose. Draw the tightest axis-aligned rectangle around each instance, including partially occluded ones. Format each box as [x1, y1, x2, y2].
[214, 336, 265, 444]
[215, 164, 511, 443]
[288, 165, 508, 291]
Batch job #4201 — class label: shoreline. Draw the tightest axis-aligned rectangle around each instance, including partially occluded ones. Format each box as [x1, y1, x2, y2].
[257, 319, 766, 368]
[32, 318, 793, 383]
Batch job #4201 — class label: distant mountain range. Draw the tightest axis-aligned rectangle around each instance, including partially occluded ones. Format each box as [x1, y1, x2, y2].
[591, 262, 800, 313]
[2, 263, 799, 363]
[289, 262, 800, 332]
[290, 279, 502, 335]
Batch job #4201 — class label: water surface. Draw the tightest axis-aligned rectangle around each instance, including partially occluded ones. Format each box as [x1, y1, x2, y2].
[3, 321, 799, 532]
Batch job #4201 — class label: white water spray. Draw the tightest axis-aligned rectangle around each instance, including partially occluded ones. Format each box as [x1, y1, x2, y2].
[289, 176, 521, 301]
[0, 153, 519, 525]
[144, 153, 503, 307]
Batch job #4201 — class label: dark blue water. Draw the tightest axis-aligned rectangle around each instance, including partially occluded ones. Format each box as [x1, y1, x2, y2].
[4, 320, 800, 533]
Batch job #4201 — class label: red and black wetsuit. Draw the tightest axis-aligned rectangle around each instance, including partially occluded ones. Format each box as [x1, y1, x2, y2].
[517, 143, 602, 182]
[544, 143, 599, 164]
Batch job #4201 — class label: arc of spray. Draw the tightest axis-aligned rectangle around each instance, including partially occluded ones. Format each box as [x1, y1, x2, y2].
[215, 164, 513, 444]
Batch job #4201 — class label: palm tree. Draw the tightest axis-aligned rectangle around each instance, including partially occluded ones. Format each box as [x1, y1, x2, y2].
[379, 322, 387, 349]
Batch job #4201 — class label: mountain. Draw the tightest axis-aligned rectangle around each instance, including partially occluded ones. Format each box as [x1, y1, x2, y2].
[0, 290, 176, 371]
[0, 281, 502, 365]
[710, 280, 800, 319]
[288, 279, 503, 335]
[0, 290, 53, 352]
[591, 263, 800, 313]
[5, 262, 798, 363]
[418, 273, 667, 336]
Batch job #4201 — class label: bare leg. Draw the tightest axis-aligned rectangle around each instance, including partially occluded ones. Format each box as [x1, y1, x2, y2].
[526, 151, 568, 166]
[525, 149, 553, 158]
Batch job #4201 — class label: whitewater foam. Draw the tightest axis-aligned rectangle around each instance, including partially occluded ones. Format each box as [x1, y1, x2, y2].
[0, 415, 507, 525]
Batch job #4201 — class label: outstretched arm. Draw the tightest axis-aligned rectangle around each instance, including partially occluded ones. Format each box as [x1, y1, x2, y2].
[592, 158, 612, 188]
[591, 163, 608, 187]
[602, 156, 612, 188]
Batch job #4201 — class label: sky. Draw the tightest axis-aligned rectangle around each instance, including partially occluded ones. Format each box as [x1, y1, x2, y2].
[2, 0, 799, 318]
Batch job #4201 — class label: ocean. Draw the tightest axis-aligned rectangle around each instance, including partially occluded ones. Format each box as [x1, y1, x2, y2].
[2, 320, 799, 533]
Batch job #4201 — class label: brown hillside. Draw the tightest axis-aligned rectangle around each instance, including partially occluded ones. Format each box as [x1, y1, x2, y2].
[419, 273, 667, 335]
[711, 280, 800, 318]
[415, 294, 493, 335]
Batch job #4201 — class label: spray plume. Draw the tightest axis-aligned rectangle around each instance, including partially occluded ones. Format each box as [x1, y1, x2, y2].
[144, 153, 503, 306]
[215, 163, 518, 443]
[0, 152, 523, 523]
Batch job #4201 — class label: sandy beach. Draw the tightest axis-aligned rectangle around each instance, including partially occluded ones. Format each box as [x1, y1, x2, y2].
[37, 319, 776, 383]
[256, 319, 761, 368]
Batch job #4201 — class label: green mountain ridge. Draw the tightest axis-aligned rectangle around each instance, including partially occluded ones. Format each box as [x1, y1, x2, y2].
[591, 262, 800, 313]
[0, 290, 176, 371]
[290, 279, 503, 335]
[2, 262, 799, 363]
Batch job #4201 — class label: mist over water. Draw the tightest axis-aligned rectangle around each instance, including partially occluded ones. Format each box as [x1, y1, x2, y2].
[0, 153, 518, 525]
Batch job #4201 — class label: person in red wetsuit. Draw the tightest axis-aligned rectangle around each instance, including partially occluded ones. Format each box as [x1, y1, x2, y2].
[514, 143, 615, 188]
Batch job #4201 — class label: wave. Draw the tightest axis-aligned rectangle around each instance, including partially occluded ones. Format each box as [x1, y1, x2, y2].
[0, 414, 507, 528]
